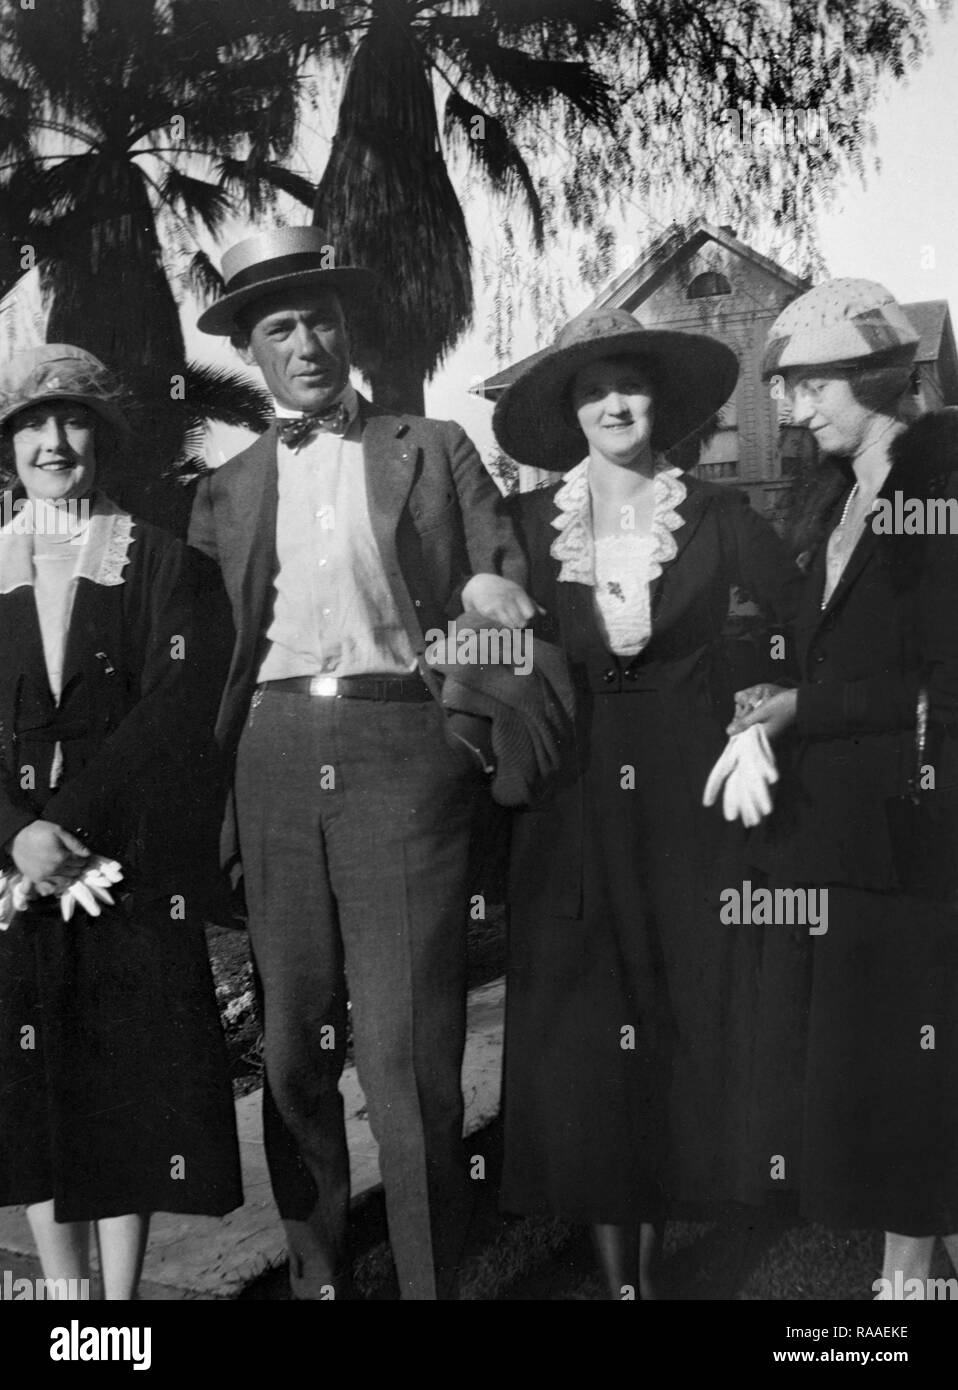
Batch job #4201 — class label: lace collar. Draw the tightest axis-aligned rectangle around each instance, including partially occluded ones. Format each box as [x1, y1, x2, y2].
[550, 457, 688, 586]
[0, 492, 135, 595]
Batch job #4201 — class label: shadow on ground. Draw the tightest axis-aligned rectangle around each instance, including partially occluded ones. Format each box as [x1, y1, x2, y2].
[237, 1116, 925, 1302]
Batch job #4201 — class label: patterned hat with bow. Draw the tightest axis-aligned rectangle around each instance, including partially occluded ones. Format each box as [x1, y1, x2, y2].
[762, 278, 920, 378]
[0, 344, 128, 434]
[491, 306, 739, 471]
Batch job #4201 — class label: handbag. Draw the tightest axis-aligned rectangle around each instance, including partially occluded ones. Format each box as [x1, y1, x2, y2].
[886, 687, 958, 905]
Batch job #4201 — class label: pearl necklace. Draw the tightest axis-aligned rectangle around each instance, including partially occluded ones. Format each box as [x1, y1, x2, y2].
[821, 479, 883, 610]
[833, 481, 861, 538]
[820, 420, 903, 609]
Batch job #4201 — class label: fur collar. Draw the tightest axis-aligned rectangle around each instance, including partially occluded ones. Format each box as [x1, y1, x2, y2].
[788, 409, 958, 565]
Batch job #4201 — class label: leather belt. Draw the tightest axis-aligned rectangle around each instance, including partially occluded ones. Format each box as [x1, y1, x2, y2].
[258, 675, 431, 703]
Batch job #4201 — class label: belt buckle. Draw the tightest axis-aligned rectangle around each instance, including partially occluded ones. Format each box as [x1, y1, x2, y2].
[309, 675, 339, 698]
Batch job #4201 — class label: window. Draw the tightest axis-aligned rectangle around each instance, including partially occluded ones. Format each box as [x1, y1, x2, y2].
[687, 271, 732, 299]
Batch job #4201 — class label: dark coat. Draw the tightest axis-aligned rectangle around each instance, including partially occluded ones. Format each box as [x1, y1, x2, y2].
[0, 514, 228, 907]
[508, 474, 802, 919]
[500, 474, 802, 1216]
[748, 411, 958, 1234]
[756, 409, 958, 890]
[0, 507, 241, 1220]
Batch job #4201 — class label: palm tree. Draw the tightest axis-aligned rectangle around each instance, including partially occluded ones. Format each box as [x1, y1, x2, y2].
[309, 0, 619, 413]
[0, 0, 331, 530]
[306, 0, 936, 415]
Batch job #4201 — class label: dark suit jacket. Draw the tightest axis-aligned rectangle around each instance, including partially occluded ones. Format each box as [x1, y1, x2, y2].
[187, 398, 527, 870]
[758, 410, 958, 890]
[188, 397, 527, 754]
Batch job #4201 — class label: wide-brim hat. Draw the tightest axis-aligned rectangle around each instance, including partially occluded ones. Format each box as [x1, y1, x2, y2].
[197, 226, 379, 335]
[0, 344, 128, 434]
[762, 278, 920, 378]
[491, 306, 739, 471]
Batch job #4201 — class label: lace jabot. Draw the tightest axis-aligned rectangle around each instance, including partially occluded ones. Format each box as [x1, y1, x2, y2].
[550, 457, 687, 656]
[0, 492, 135, 595]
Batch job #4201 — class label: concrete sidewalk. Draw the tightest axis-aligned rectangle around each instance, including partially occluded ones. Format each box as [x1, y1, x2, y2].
[0, 977, 505, 1299]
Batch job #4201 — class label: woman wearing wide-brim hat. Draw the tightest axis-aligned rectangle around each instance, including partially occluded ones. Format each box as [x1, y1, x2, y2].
[0, 345, 241, 1298]
[730, 278, 958, 1296]
[493, 307, 801, 1297]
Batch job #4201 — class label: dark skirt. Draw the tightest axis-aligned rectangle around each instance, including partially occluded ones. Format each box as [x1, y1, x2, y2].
[501, 687, 761, 1223]
[750, 885, 958, 1236]
[0, 896, 243, 1221]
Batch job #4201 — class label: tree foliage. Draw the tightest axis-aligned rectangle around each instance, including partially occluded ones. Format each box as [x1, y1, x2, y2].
[0, 0, 322, 526]
[304, 0, 946, 403]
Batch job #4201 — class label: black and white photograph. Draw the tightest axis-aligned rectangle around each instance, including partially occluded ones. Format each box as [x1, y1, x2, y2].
[0, 0, 957, 1363]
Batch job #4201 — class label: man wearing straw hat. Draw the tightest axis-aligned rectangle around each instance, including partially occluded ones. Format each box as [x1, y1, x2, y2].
[189, 227, 534, 1299]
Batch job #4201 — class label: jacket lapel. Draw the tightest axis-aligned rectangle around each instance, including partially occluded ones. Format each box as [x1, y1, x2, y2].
[0, 586, 50, 697]
[232, 428, 280, 638]
[805, 455, 908, 643]
[648, 477, 711, 631]
[360, 401, 417, 547]
[59, 575, 104, 696]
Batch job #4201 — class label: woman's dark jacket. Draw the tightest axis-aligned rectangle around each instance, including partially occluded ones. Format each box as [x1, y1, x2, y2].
[510, 473, 802, 918]
[757, 409, 958, 890]
[0, 512, 228, 911]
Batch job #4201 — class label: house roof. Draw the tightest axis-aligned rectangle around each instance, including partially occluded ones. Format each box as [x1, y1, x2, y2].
[474, 218, 811, 398]
[902, 300, 958, 404]
[902, 301, 951, 362]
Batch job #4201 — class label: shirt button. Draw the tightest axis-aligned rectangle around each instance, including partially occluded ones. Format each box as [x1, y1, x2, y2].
[323, 608, 331, 617]
[318, 558, 327, 567]
[602, 668, 616, 683]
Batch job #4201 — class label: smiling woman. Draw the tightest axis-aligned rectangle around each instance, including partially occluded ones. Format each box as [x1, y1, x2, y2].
[0, 344, 241, 1301]
[491, 305, 801, 1299]
[569, 357, 656, 469]
[0, 364, 127, 507]
[10, 403, 97, 504]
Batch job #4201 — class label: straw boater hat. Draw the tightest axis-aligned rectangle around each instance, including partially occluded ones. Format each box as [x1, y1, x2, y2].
[197, 226, 379, 336]
[0, 345, 127, 434]
[762, 278, 920, 378]
[491, 306, 739, 472]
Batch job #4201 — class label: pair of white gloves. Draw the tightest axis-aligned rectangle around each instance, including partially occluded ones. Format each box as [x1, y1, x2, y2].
[703, 725, 778, 828]
[0, 856, 124, 930]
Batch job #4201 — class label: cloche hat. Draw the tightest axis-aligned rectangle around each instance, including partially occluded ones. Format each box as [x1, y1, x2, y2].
[762, 278, 920, 378]
[0, 344, 127, 433]
[491, 306, 739, 471]
[197, 226, 379, 335]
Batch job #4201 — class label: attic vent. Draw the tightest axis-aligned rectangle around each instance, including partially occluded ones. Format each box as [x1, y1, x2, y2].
[687, 271, 731, 299]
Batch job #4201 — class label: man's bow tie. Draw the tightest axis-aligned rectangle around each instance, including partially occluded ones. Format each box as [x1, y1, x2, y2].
[274, 403, 350, 448]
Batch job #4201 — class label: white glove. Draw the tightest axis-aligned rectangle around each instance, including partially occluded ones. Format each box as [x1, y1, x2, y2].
[0, 870, 41, 928]
[59, 857, 124, 921]
[0, 871, 19, 929]
[703, 727, 778, 827]
[703, 737, 739, 811]
[737, 725, 778, 825]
